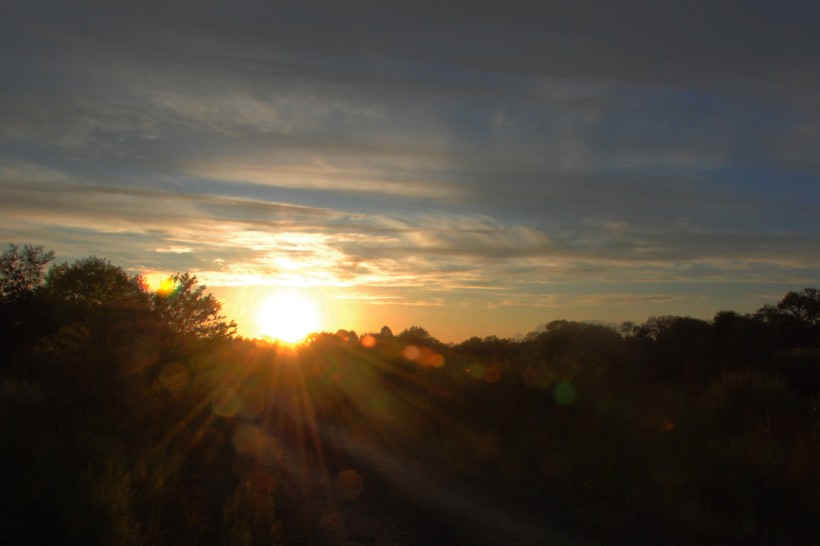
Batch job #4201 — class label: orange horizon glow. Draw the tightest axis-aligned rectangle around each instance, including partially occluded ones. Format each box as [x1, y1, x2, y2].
[142, 270, 360, 342]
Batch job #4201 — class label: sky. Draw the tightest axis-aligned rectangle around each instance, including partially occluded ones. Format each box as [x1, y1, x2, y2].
[2, 0, 820, 342]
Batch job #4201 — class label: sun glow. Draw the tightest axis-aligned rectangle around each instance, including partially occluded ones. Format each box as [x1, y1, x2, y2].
[256, 291, 321, 344]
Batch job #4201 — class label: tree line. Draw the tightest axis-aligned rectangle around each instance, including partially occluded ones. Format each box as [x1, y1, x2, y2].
[2, 244, 819, 544]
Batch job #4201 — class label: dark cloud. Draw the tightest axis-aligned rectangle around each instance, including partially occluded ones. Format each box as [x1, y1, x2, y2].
[1, 0, 819, 338]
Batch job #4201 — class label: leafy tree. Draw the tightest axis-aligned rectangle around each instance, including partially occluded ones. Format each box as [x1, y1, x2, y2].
[45, 256, 149, 309]
[36, 258, 155, 404]
[455, 335, 517, 361]
[152, 272, 236, 342]
[711, 310, 774, 371]
[398, 325, 438, 344]
[0, 244, 56, 352]
[755, 288, 820, 348]
[773, 288, 820, 326]
[633, 315, 714, 383]
[0, 243, 55, 302]
[335, 329, 358, 343]
[527, 320, 624, 379]
[618, 321, 639, 337]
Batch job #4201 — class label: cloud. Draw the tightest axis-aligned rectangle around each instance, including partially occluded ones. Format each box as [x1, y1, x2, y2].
[185, 157, 463, 200]
[2, 1, 819, 339]
[2, 171, 817, 297]
[154, 246, 193, 254]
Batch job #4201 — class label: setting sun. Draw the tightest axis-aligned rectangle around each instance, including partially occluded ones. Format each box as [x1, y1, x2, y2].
[256, 291, 321, 343]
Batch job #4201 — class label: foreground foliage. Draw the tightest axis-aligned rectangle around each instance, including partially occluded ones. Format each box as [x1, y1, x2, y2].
[2, 245, 819, 544]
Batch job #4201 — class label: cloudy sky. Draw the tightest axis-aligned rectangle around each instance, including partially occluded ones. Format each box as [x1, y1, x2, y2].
[2, 0, 819, 341]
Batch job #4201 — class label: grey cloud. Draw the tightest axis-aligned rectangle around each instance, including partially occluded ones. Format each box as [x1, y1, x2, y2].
[7, 1, 819, 115]
[2, 0, 819, 336]
[0, 179, 332, 225]
[6, 0, 818, 199]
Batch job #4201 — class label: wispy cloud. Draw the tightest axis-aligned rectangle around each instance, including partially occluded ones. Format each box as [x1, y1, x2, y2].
[2, 0, 819, 339]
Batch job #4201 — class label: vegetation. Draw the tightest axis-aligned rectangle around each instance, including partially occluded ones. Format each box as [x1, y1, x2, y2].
[2, 244, 820, 544]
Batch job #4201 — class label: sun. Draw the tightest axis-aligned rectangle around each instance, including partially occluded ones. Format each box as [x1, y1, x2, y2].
[256, 291, 321, 343]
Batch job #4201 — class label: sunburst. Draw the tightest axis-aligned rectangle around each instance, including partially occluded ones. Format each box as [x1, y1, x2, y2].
[256, 291, 321, 343]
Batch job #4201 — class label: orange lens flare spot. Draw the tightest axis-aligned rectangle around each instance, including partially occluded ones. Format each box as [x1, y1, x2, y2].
[402, 344, 444, 367]
[403, 345, 420, 360]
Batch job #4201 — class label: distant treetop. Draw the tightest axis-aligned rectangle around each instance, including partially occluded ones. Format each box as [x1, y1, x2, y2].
[0, 243, 55, 302]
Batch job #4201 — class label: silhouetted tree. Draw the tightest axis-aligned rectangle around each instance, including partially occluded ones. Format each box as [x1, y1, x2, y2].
[0, 243, 54, 302]
[398, 325, 439, 346]
[618, 321, 639, 337]
[151, 272, 236, 342]
[773, 288, 820, 326]
[0, 244, 56, 351]
[334, 329, 359, 343]
[634, 316, 714, 383]
[45, 256, 149, 310]
[528, 320, 624, 375]
[33, 259, 155, 405]
[454, 335, 518, 362]
[711, 310, 774, 371]
[0, 253, 263, 546]
[755, 288, 820, 349]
